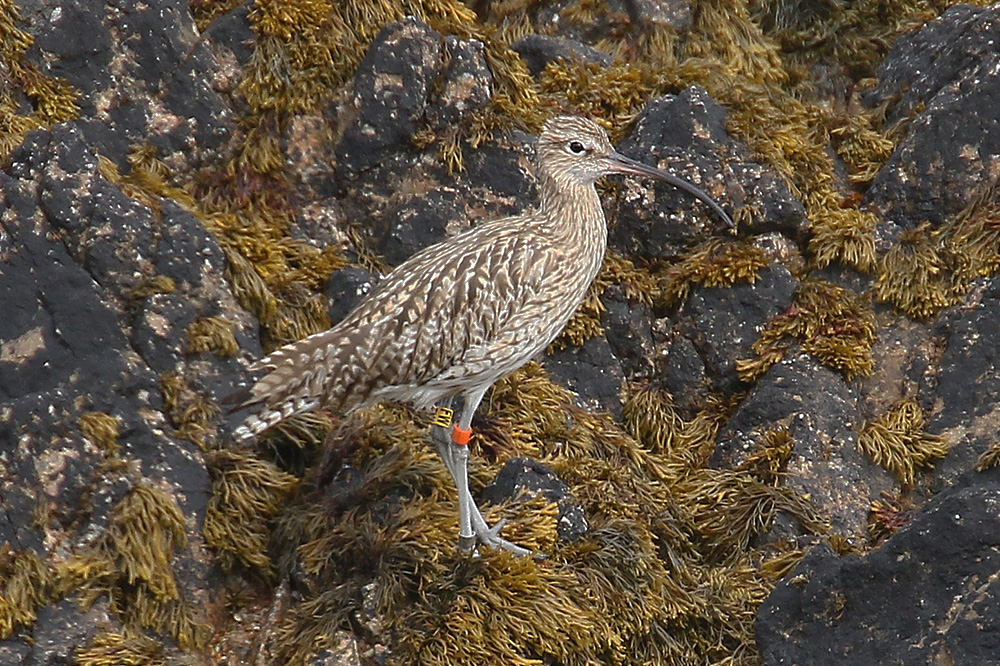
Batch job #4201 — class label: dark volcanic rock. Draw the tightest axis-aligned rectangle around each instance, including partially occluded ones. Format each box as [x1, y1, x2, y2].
[27, 599, 103, 666]
[1, 110, 255, 659]
[510, 34, 612, 77]
[335, 17, 443, 180]
[426, 35, 493, 130]
[673, 263, 798, 395]
[544, 335, 626, 418]
[203, 0, 254, 66]
[462, 141, 536, 210]
[713, 353, 887, 537]
[928, 275, 1000, 484]
[333, 19, 529, 268]
[864, 4, 1000, 234]
[864, 4, 1000, 127]
[326, 266, 377, 327]
[0, 175, 133, 404]
[659, 333, 710, 416]
[481, 457, 588, 542]
[23, 0, 235, 169]
[611, 87, 806, 261]
[27, 0, 114, 115]
[757, 468, 1000, 666]
[600, 284, 655, 380]
[378, 186, 466, 267]
[624, 0, 693, 30]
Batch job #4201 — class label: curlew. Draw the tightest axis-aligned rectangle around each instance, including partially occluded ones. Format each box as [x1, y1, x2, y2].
[231, 116, 733, 556]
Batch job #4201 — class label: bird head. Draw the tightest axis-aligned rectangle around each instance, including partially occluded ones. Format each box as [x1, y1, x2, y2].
[536, 115, 733, 228]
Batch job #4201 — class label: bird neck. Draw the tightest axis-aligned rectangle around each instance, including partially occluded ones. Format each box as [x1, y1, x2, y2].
[537, 176, 607, 250]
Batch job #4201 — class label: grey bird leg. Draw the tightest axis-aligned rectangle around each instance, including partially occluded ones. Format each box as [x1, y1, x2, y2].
[431, 394, 532, 557]
[430, 396, 476, 551]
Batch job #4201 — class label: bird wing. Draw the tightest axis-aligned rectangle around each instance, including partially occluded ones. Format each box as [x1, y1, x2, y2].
[421, 251, 582, 394]
[237, 216, 556, 418]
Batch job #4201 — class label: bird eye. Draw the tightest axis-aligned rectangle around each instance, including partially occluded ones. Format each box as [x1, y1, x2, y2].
[568, 140, 586, 154]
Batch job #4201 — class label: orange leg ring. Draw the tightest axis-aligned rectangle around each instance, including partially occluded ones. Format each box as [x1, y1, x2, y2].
[452, 424, 472, 446]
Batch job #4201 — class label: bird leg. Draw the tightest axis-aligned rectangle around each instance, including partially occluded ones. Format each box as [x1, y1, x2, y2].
[431, 399, 475, 551]
[431, 398, 532, 557]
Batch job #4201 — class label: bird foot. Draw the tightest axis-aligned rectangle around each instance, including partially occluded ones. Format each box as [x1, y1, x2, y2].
[467, 506, 537, 558]
[456, 527, 533, 558]
[457, 501, 537, 557]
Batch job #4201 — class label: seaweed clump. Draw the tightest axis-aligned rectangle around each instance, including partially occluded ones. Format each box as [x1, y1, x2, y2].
[658, 238, 769, 307]
[78, 412, 122, 455]
[976, 441, 1000, 472]
[202, 448, 299, 575]
[1, 467, 206, 650]
[737, 278, 876, 382]
[262, 366, 823, 666]
[874, 186, 1000, 319]
[75, 632, 165, 666]
[0, 546, 51, 638]
[68, 483, 207, 647]
[857, 400, 951, 485]
[873, 224, 954, 319]
[160, 371, 221, 447]
[0, 0, 79, 162]
[867, 491, 917, 544]
[186, 316, 240, 358]
[28, 472, 208, 651]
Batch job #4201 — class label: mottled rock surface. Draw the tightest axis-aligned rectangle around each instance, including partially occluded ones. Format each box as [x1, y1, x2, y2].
[758, 468, 1000, 666]
[864, 3, 1000, 236]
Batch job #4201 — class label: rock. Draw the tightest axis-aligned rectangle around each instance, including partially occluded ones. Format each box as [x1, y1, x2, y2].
[658, 333, 710, 417]
[864, 4, 1000, 127]
[0, 172, 137, 405]
[335, 17, 443, 180]
[600, 284, 655, 380]
[1, 109, 254, 659]
[23, 0, 235, 169]
[461, 141, 536, 211]
[481, 457, 588, 542]
[426, 36, 493, 130]
[544, 334, 626, 419]
[332, 19, 529, 268]
[203, 0, 254, 67]
[757, 467, 1000, 666]
[673, 263, 798, 395]
[25, 599, 102, 666]
[132, 293, 200, 374]
[864, 4, 1000, 234]
[713, 353, 889, 537]
[326, 266, 377, 327]
[623, 0, 693, 30]
[377, 186, 466, 267]
[291, 199, 352, 252]
[26, 0, 114, 117]
[510, 34, 612, 77]
[611, 87, 807, 261]
[928, 274, 1000, 484]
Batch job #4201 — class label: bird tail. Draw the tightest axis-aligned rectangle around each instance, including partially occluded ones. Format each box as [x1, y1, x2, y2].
[229, 330, 344, 443]
[231, 395, 323, 443]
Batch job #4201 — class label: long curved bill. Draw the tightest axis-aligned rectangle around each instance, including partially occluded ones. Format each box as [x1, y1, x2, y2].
[606, 151, 734, 229]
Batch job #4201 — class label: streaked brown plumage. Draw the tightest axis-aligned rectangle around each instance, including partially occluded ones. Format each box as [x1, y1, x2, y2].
[233, 116, 732, 555]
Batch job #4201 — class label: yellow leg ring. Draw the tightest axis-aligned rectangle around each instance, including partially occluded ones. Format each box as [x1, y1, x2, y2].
[433, 406, 454, 428]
